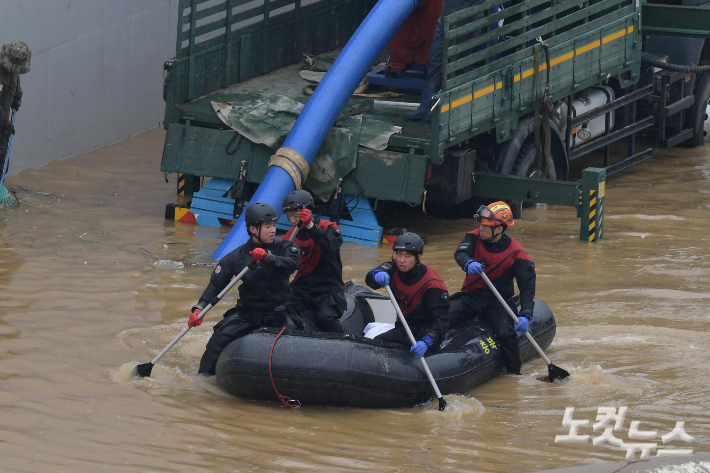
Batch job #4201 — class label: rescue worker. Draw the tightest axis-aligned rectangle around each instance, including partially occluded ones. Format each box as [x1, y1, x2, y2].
[0, 41, 31, 172]
[449, 201, 536, 375]
[365, 233, 450, 358]
[282, 190, 346, 333]
[404, 0, 492, 121]
[190, 202, 301, 375]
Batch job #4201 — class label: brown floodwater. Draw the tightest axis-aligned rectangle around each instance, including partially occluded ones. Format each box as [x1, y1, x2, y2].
[0, 128, 708, 472]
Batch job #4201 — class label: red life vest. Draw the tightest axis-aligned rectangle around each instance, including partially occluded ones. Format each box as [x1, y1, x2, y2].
[462, 229, 530, 292]
[284, 220, 340, 282]
[391, 265, 448, 317]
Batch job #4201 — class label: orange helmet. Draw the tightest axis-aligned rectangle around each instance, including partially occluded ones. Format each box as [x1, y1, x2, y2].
[474, 201, 514, 227]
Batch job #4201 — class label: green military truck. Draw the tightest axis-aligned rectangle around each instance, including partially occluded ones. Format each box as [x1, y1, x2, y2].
[160, 0, 710, 244]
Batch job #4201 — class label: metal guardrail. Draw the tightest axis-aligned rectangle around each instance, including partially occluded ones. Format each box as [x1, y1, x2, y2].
[471, 168, 608, 242]
[471, 171, 581, 207]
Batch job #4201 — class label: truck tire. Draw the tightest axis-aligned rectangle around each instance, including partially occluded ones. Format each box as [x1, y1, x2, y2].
[688, 64, 710, 147]
[510, 140, 557, 218]
[512, 140, 558, 179]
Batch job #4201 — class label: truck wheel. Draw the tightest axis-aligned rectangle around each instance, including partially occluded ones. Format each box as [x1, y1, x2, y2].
[689, 67, 710, 147]
[512, 140, 558, 179]
[510, 140, 557, 218]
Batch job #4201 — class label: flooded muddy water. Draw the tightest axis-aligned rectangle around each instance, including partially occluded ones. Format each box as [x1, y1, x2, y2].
[0, 128, 708, 472]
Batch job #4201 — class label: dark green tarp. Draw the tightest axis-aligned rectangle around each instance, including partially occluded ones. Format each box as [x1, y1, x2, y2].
[212, 95, 401, 199]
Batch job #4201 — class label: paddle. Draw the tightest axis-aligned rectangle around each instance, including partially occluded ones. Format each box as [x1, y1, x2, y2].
[385, 285, 447, 411]
[480, 273, 570, 382]
[132, 222, 302, 378]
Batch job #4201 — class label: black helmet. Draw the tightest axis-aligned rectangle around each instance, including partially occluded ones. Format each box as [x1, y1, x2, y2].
[282, 190, 314, 212]
[392, 232, 425, 255]
[244, 202, 278, 230]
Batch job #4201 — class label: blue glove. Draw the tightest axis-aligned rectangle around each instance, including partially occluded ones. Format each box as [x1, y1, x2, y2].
[372, 270, 390, 286]
[411, 341, 428, 358]
[514, 316, 529, 334]
[410, 335, 434, 359]
[464, 259, 483, 275]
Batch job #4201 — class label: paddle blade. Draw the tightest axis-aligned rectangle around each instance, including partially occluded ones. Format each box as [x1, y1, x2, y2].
[438, 397, 447, 411]
[132, 362, 154, 378]
[547, 363, 570, 382]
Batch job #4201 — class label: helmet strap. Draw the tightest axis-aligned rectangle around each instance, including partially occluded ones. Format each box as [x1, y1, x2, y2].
[251, 223, 264, 245]
[481, 225, 504, 243]
[410, 253, 423, 275]
[401, 258, 422, 276]
[493, 226, 506, 242]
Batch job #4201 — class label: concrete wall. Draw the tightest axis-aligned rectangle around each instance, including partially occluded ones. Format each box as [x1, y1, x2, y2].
[0, 0, 181, 175]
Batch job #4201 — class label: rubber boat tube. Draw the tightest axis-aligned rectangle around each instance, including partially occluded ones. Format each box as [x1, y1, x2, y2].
[213, 0, 420, 259]
[215, 288, 557, 408]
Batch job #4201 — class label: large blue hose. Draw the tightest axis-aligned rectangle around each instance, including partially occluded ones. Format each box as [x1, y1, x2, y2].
[213, 0, 420, 259]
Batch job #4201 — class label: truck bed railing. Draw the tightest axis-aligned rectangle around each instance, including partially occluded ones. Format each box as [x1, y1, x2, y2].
[431, 0, 640, 161]
[171, 0, 374, 102]
[443, 0, 634, 91]
[177, 0, 314, 58]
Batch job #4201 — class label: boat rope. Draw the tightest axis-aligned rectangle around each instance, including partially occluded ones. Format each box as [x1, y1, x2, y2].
[269, 327, 301, 409]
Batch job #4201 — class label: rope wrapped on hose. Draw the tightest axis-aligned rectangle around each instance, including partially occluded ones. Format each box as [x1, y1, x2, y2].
[642, 53, 710, 73]
[268, 147, 310, 190]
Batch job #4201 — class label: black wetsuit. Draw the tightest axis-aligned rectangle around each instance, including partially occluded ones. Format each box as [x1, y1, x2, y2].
[194, 238, 301, 375]
[365, 261, 450, 346]
[287, 219, 346, 333]
[449, 231, 536, 374]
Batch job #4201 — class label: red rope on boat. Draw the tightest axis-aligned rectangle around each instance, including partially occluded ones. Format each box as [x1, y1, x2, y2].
[269, 327, 301, 409]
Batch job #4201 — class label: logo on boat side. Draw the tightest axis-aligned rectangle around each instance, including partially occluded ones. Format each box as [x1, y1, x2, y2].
[555, 407, 695, 459]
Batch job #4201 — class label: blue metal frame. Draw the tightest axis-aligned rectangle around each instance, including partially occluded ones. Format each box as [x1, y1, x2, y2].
[366, 65, 426, 91]
[337, 196, 383, 246]
[188, 178, 383, 246]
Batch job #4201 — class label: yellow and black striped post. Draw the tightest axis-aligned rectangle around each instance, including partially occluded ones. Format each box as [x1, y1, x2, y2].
[177, 173, 200, 200]
[177, 173, 187, 197]
[580, 168, 606, 242]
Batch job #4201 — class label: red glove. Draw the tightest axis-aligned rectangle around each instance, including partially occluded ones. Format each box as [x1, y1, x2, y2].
[250, 248, 268, 261]
[188, 309, 202, 328]
[299, 208, 313, 228]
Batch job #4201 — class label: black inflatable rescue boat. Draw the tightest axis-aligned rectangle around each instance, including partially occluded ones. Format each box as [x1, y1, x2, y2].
[215, 283, 556, 408]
